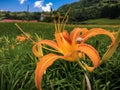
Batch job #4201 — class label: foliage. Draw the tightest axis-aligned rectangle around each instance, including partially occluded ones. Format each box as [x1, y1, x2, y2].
[0, 36, 36, 90]
[0, 11, 41, 21]
[57, 0, 120, 22]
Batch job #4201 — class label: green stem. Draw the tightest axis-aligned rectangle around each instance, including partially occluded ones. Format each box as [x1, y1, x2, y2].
[76, 59, 91, 90]
[15, 23, 36, 43]
[76, 59, 87, 71]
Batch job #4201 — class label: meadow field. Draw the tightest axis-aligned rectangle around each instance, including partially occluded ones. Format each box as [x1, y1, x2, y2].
[0, 22, 120, 90]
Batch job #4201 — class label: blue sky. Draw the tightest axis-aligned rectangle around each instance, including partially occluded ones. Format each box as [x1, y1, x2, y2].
[0, 0, 79, 12]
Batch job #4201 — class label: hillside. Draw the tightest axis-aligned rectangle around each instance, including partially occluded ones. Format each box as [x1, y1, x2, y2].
[57, 0, 120, 23]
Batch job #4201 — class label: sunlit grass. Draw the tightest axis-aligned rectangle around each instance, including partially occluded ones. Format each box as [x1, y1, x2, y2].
[82, 18, 120, 25]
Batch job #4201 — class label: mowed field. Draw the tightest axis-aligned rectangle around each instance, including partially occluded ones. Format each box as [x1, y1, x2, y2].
[0, 22, 120, 90]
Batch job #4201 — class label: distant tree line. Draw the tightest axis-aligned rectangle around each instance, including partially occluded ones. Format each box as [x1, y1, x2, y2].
[0, 11, 42, 21]
[0, 11, 54, 22]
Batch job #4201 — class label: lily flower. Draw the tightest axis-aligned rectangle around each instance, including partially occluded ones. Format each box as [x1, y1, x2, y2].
[16, 35, 26, 42]
[16, 33, 30, 42]
[32, 27, 115, 90]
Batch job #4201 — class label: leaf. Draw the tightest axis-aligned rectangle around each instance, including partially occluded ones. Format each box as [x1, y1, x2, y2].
[32, 40, 60, 57]
[81, 28, 115, 47]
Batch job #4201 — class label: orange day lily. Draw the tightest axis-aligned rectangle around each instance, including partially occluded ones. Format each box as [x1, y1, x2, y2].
[32, 27, 115, 90]
[16, 33, 31, 42]
[16, 35, 26, 42]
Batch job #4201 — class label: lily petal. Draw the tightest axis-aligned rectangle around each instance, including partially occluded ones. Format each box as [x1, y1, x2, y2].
[83, 63, 95, 72]
[81, 28, 115, 47]
[32, 44, 43, 58]
[70, 28, 82, 40]
[81, 28, 89, 35]
[32, 40, 60, 57]
[102, 30, 120, 62]
[62, 30, 71, 43]
[35, 54, 62, 90]
[37, 40, 59, 50]
[78, 44, 100, 72]
[55, 32, 72, 54]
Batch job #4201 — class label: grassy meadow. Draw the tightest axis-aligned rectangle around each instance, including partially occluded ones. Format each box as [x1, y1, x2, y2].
[0, 22, 120, 90]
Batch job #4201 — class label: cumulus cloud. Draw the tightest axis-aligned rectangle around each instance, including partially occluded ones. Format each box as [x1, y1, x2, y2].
[34, 0, 53, 12]
[19, 0, 26, 4]
[41, 2, 52, 12]
[34, 1, 43, 8]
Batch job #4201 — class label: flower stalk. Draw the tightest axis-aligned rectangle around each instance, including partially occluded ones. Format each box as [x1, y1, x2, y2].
[84, 72, 91, 90]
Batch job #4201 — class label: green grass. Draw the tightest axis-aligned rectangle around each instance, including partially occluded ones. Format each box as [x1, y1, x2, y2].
[81, 18, 120, 25]
[0, 22, 120, 90]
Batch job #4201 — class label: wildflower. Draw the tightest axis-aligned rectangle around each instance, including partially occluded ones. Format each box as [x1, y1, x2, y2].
[16, 33, 31, 42]
[16, 35, 26, 42]
[32, 27, 115, 90]
[15, 23, 32, 42]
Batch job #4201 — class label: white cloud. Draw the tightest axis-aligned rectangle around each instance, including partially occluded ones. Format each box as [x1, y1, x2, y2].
[19, 0, 26, 4]
[34, 0, 53, 12]
[41, 2, 52, 12]
[34, 1, 43, 8]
